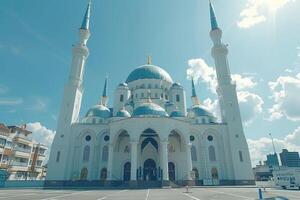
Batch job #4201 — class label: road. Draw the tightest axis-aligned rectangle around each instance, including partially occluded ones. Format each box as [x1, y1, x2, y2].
[0, 187, 298, 200]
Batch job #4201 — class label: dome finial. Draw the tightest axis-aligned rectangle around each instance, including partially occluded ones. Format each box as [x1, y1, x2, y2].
[147, 55, 152, 65]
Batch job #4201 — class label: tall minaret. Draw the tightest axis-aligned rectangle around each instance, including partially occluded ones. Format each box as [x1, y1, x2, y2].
[47, 2, 92, 180]
[209, 1, 254, 183]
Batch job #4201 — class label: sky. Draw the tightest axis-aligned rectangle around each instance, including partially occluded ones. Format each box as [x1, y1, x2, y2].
[0, 0, 300, 166]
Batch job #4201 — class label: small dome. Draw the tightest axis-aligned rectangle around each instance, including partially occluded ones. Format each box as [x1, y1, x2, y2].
[85, 104, 111, 118]
[126, 65, 173, 83]
[133, 102, 168, 117]
[118, 83, 128, 87]
[171, 83, 182, 88]
[191, 105, 216, 122]
[170, 110, 185, 118]
[116, 109, 131, 118]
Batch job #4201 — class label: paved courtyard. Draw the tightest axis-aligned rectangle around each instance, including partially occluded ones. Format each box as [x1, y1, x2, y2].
[0, 187, 298, 200]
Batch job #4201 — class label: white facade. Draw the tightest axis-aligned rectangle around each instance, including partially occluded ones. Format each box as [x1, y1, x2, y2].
[46, 2, 254, 186]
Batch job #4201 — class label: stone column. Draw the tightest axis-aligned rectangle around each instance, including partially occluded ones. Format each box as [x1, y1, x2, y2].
[107, 143, 114, 180]
[160, 139, 169, 181]
[130, 141, 138, 181]
[186, 142, 193, 180]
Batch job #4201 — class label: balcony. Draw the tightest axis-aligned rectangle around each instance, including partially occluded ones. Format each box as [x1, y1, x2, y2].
[9, 161, 29, 171]
[13, 148, 31, 158]
[14, 135, 32, 145]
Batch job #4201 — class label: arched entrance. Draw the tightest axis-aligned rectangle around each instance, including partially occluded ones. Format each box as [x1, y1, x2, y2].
[143, 159, 157, 180]
[123, 162, 131, 181]
[168, 162, 175, 181]
[211, 167, 219, 185]
[80, 167, 88, 180]
[100, 168, 107, 180]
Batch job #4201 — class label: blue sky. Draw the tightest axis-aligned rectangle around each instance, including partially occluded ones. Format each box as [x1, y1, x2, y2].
[1, 0, 300, 164]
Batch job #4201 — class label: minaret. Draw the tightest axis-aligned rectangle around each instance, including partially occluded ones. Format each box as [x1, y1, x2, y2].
[191, 78, 200, 106]
[100, 77, 109, 106]
[209, 1, 254, 183]
[47, 2, 92, 181]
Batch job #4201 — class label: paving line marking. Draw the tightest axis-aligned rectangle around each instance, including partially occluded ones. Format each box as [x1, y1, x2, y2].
[182, 192, 201, 200]
[205, 189, 253, 199]
[145, 189, 150, 200]
[96, 189, 128, 200]
[40, 190, 91, 200]
[0, 193, 39, 199]
[266, 190, 299, 199]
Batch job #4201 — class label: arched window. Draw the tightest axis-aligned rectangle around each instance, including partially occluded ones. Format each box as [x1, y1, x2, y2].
[56, 151, 60, 162]
[208, 145, 216, 161]
[83, 145, 90, 162]
[80, 167, 88, 180]
[100, 168, 107, 180]
[102, 146, 108, 162]
[176, 94, 180, 102]
[239, 151, 243, 162]
[192, 168, 199, 180]
[211, 167, 218, 179]
[120, 94, 124, 102]
[191, 145, 197, 161]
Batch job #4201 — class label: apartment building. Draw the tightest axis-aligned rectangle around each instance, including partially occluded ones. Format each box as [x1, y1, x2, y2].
[0, 123, 48, 180]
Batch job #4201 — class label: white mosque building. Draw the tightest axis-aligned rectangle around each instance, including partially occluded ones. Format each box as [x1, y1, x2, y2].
[46, 2, 254, 187]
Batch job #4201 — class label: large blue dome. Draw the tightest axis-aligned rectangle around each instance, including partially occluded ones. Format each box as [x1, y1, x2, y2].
[133, 102, 168, 117]
[85, 105, 111, 118]
[126, 65, 173, 83]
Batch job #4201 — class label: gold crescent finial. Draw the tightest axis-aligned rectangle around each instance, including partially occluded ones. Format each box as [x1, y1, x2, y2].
[147, 55, 152, 65]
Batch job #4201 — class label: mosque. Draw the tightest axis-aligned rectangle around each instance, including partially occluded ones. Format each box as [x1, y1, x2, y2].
[46, 1, 255, 187]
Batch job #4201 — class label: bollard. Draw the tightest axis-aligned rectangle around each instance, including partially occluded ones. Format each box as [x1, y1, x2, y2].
[258, 188, 263, 200]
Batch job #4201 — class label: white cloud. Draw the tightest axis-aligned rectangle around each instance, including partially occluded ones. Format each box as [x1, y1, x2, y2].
[268, 73, 300, 121]
[0, 98, 23, 106]
[203, 98, 220, 121]
[187, 58, 217, 93]
[232, 74, 257, 90]
[187, 58, 257, 93]
[187, 58, 263, 125]
[26, 122, 55, 161]
[238, 91, 264, 125]
[248, 126, 300, 166]
[238, 0, 293, 29]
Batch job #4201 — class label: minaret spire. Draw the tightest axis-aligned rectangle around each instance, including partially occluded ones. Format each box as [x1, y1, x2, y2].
[209, 0, 219, 31]
[191, 78, 197, 97]
[81, 1, 92, 30]
[100, 77, 109, 106]
[191, 78, 200, 106]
